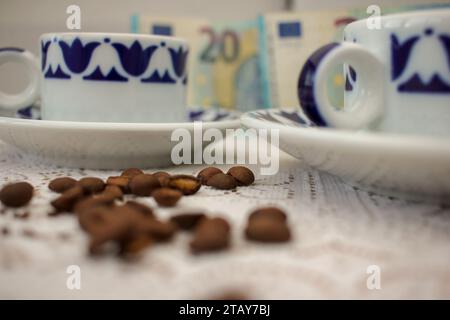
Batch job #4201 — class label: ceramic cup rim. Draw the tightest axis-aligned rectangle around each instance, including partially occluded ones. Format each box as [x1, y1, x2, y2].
[345, 7, 450, 31]
[39, 32, 188, 45]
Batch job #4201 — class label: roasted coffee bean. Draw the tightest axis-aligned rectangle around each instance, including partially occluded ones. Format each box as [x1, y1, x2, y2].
[248, 207, 287, 223]
[190, 217, 230, 254]
[152, 188, 182, 207]
[206, 173, 237, 190]
[129, 174, 161, 196]
[0, 182, 34, 208]
[73, 194, 116, 214]
[122, 201, 154, 218]
[77, 205, 111, 232]
[78, 177, 105, 194]
[227, 166, 255, 186]
[168, 175, 201, 195]
[83, 204, 145, 253]
[170, 213, 206, 231]
[136, 219, 177, 242]
[120, 233, 153, 256]
[48, 177, 77, 193]
[121, 168, 144, 177]
[78, 202, 159, 255]
[88, 212, 132, 255]
[50, 185, 84, 212]
[153, 171, 171, 187]
[197, 167, 223, 185]
[106, 176, 130, 193]
[245, 218, 291, 243]
[103, 185, 123, 200]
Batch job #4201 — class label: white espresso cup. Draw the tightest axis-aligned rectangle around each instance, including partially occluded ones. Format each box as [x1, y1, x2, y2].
[297, 9, 450, 136]
[0, 32, 189, 122]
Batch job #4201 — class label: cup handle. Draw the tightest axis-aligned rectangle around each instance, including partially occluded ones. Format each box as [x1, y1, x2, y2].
[297, 42, 385, 129]
[0, 47, 40, 111]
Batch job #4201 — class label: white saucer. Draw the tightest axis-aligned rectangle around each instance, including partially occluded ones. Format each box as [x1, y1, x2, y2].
[241, 109, 450, 202]
[0, 109, 240, 169]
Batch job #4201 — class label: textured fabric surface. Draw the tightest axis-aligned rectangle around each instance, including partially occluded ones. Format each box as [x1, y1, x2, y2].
[0, 140, 449, 299]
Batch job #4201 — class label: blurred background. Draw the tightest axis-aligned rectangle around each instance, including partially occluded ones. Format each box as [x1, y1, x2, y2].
[1, 0, 448, 111]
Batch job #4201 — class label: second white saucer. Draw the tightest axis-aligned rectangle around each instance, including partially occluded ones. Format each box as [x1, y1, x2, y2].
[241, 109, 450, 202]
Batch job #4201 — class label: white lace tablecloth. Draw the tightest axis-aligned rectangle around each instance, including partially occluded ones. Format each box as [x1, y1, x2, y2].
[1, 139, 450, 299]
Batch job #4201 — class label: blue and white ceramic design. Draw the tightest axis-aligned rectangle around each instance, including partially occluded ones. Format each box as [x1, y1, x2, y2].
[297, 9, 450, 137]
[391, 28, 450, 93]
[40, 36, 188, 84]
[0, 33, 189, 123]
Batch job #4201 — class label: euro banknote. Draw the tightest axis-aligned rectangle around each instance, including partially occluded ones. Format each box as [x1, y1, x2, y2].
[131, 15, 266, 112]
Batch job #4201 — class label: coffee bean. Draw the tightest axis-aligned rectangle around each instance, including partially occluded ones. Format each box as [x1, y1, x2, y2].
[121, 168, 144, 177]
[227, 166, 255, 186]
[197, 167, 223, 185]
[106, 176, 130, 193]
[0, 182, 34, 208]
[245, 218, 291, 243]
[103, 185, 123, 200]
[50, 185, 84, 212]
[170, 213, 206, 231]
[168, 175, 201, 195]
[129, 174, 160, 196]
[77, 205, 111, 232]
[87, 210, 132, 255]
[78, 177, 105, 194]
[248, 207, 287, 223]
[77, 201, 162, 255]
[120, 233, 153, 256]
[73, 193, 115, 215]
[190, 217, 230, 253]
[206, 173, 237, 190]
[122, 201, 154, 218]
[136, 219, 177, 242]
[152, 188, 182, 207]
[48, 177, 77, 193]
[153, 171, 171, 187]
[85, 204, 148, 253]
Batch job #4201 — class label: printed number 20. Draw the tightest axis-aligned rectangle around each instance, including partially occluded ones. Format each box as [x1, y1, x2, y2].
[200, 28, 240, 63]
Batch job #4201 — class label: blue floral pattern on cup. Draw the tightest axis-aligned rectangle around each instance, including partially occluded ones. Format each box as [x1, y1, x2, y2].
[59, 38, 100, 74]
[391, 28, 450, 93]
[41, 41, 51, 71]
[40, 37, 189, 85]
[112, 40, 157, 77]
[168, 46, 188, 78]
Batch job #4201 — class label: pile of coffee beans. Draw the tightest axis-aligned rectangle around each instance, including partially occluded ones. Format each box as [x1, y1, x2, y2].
[78, 201, 177, 256]
[1, 166, 292, 259]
